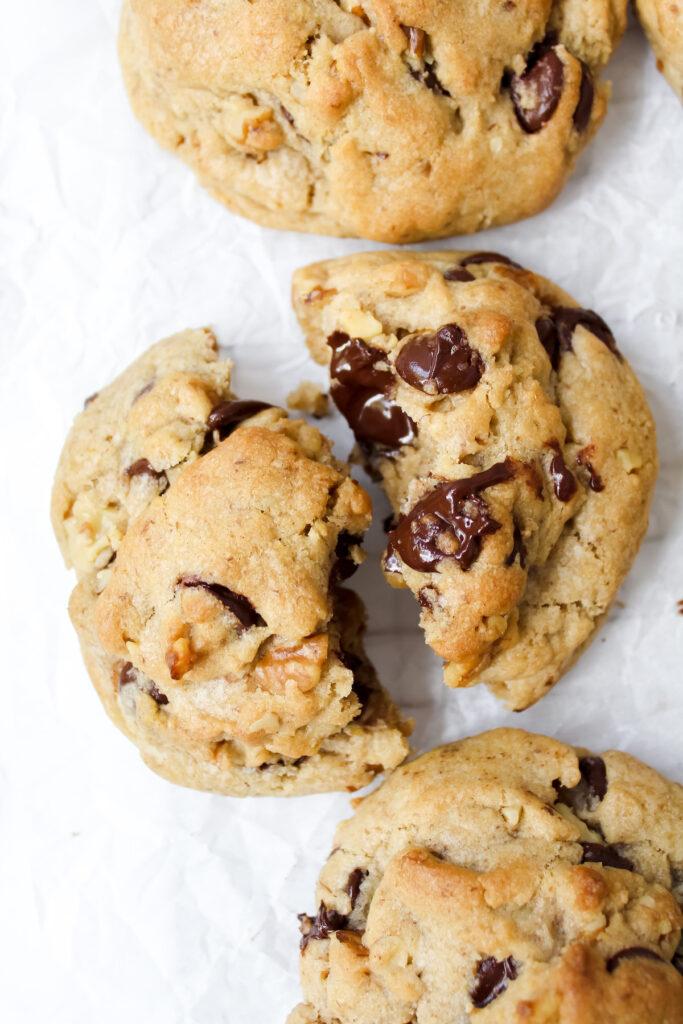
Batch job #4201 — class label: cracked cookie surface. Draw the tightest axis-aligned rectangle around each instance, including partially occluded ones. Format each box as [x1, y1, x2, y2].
[635, 0, 683, 100]
[52, 329, 410, 795]
[289, 728, 683, 1024]
[119, 0, 627, 242]
[292, 250, 657, 709]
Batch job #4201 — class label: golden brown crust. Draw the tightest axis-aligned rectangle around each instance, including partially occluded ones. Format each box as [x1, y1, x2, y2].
[635, 0, 683, 100]
[289, 729, 683, 1023]
[292, 250, 658, 709]
[118, 0, 627, 242]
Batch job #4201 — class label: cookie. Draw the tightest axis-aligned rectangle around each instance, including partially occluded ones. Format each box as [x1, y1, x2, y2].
[118, 0, 627, 243]
[52, 328, 410, 795]
[289, 728, 683, 1024]
[292, 250, 657, 710]
[635, 0, 683, 100]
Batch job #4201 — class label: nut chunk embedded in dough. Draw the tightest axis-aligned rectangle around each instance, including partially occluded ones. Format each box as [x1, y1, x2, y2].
[292, 250, 657, 709]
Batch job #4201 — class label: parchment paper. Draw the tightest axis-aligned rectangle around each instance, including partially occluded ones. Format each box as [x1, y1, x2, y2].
[1, 3, 682, 1021]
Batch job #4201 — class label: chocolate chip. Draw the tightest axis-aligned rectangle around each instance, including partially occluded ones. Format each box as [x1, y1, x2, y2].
[395, 323, 484, 395]
[461, 252, 521, 269]
[125, 459, 169, 492]
[331, 533, 363, 585]
[118, 661, 137, 689]
[470, 956, 518, 1008]
[148, 683, 169, 706]
[299, 904, 349, 951]
[409, 63, 450, 95]
[576, 448, 604, 492]
[346, 868, 368, 908]
[83, 392, 98, 408]
[573, 62, 594, 132]
[505, 524, 526, 568]
[280, 104, 295, 126]
[536, 307, 619, 370]
[580, 842, 633, 872]
[555, 755, 608, 812]
[401, 24, 426, 58]
[327, 331, 416, 452]
[509, 46, 564, 133]
[548, 441, 577, 502]
[443, 267, 475, 282]
[673, 952, 683, 975]
[180, 576, 265, 632]
[206, 399, 272, 440]
[386, 460, 514, 573]
[606, 947, 664, 974]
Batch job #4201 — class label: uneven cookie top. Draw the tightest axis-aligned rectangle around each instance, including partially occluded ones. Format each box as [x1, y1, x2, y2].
[119, 0, 627, 242]
[290, 729, 683, 1024]
[292, 250, 658, 709]
[635, 0, 683, 100]
[52, 330, 410, 795]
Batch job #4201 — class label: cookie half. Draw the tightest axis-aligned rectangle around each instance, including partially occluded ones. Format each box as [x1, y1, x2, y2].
[289, 728, 683, 1024]
[292, 251, 657, 709]
[635, 0, 683, 100]
[52, 328, 410, 795]
[119, 0, 627, 242]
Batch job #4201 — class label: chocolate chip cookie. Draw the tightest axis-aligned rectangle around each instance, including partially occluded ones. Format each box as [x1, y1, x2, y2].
[289, 728, 683, 1024]
[119, 0, 627, 243]
[52, 328, 410, 795]
[292, 251, 657, 709]
[635, 0, 683, 100]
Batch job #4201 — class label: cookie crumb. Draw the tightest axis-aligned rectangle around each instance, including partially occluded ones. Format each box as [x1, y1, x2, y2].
[287, 382, 329, 418]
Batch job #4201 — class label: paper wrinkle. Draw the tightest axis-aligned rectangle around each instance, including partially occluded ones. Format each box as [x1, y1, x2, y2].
[1, 5, 682, 1022]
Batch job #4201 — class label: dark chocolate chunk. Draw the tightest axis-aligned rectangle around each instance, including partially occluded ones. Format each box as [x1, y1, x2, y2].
[395, 323, 484, 395]
[386, 461, 514, 573]
[299, 903, 349, 951]
[606, 947, 664, 973]
[536, 307, 620, 370]
[576, 448, 604, 492]
[148, 683, 169, 707]
[331, 533, 363, 585]
[554, 755, 608, 812]
[573, 62, 594, 131]
[346, 868, 368, 908]
[470, 956, 518, 1008]
[580, 842, 634, 872]
[180, 576, 265, 631]
[327, 331, 416, 451]
[510, 47, 564, 133]
[206, 399, 272, 439]
[125, 459, 169, 492]
[443, 267, 475, 282]
[505, 524, 526, 568]
[409, 63, 450, 96]
[461, 252, 521, 269]
[118, 661, 137, 689]
[548, 442, 577, 502]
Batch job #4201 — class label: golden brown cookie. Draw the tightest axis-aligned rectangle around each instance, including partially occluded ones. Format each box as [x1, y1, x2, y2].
[118, 0, 627, 242]
[292, 250, 657, 709]
[289, 729, 683, 1024]
[52, 328, 410, 795]
[635, 0, 683, 100]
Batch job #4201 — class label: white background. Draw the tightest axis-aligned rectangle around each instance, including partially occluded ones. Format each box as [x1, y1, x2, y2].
[1, 3, 682, 1022]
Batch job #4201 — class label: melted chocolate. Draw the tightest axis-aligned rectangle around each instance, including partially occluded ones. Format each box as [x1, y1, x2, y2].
[443, 267, 475, 283]
[118, 661, 137, 689]
[299, 904, 348, 951]
[461, 252, 521, 269]
[346, 868, 368, 908]
[606, 947, 664, 974]
[554, 755, 608, 812]
[409, 64, 450, 96]
[180, 576, 265, 631]
[395, 323, 484, 395]
[148, 683, 169, 707]
[386, 461, 514, 573]
[331, 533, 363, 585]
[576, 448, 604, 492]
[470, 956, 518, 1008]
[125, 459, 168, 491]
[536, 307, 619, 370]
[573, 62, 594, 131]
[206, 399, 272, 439]
[510, 46, 564, 132]
[327, 331, 416, 451]
[580, 842, 633, 872]
[505, 523, 526, 568]
[548, 442, 577, 502]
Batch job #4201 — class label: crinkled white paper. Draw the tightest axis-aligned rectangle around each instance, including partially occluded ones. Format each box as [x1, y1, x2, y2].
[1, 3, 682, 1021]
